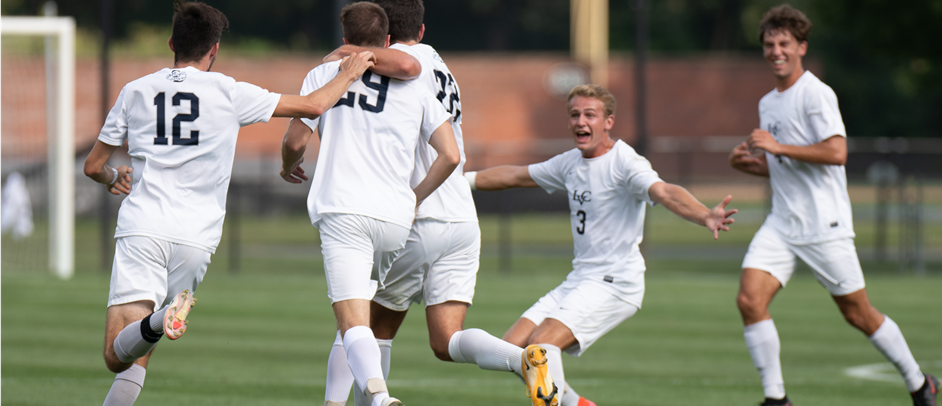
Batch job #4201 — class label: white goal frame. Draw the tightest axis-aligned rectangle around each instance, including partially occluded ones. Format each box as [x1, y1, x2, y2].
[2, 16, 76, 279]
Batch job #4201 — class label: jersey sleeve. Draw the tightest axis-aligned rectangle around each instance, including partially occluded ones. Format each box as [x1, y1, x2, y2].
[420, 93, 451, 143]
[231, 82, 281, 127]
[98, 87, 129, 146]
[804, 85, 847, 142]
[528, 152, 570, 194]
[617, 153, 663, 206]
[299, 68, 326, 132]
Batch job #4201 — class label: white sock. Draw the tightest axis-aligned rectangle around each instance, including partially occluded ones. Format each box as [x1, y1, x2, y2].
[343, 326, 388, 406]
[326, 331, 354, 405]
[447, 328, 524, 374]
[150, 306, 168, 333]
[868, 316, 925, 392]
[744, 319, 786, 399]
[560, 381, 581, 406]
[377, 339, 392, 379]
[102, 364, 146, 406]
[540, 344, 565, 401]
[113, 319, 161, 364]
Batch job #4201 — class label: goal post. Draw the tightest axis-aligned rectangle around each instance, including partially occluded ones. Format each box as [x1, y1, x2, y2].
[1, 16, 76, 279]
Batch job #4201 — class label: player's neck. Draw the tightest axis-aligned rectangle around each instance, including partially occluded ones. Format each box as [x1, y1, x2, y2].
[172, 56, 213, 72]
[581, 137, 616, 159]
[775, 65, 805, 92]
[395, 40, 420, 46]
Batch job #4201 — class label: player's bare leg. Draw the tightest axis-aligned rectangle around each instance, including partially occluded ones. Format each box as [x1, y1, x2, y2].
[333, 299, 399, 406]
[102, 301, 154, 406]
[737, 268, 789, 404]
[834, 288, 929, 396]
[425, 301, 468, 361]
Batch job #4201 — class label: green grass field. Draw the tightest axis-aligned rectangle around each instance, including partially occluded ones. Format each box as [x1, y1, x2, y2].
[2, 208, 941, 405]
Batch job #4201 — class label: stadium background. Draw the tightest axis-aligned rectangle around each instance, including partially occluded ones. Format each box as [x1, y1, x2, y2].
[2, 0, 940, 405]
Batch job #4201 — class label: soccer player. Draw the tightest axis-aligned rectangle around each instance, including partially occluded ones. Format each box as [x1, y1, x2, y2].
[467, 84, 738, 406]
[728, 5, 938, 406]
[279, 3, 460, 406]
[315, 1, 560, 406]
[83, 1, 375, 405]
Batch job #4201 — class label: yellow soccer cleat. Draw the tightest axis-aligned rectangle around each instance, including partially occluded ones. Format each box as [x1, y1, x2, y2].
[521, 344, 559, 406]
[163, 289, 196, 340]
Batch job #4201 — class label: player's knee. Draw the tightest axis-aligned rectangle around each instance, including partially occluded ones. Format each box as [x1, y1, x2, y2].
[103, 354, 131, 374]
[430, 345, 452, 362]
[736, 291, 757, 313]
[840, 308, 868, 330]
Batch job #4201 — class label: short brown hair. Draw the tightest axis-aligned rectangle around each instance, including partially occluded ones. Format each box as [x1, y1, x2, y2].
[341, 2, 389, 47]
[567, 85, 616, 117]
[758, 4, 812, 43]
[171, 0, 229, 63]
[373, 0, 424, 43]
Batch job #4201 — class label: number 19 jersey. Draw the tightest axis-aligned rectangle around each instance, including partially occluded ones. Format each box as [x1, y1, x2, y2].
[300, 61, 450, 229]
[98, 66, 281, 252]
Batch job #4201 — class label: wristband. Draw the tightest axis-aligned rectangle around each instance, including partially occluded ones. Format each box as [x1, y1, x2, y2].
[107, 168, 119, 186]
[464, 171, 477, 190]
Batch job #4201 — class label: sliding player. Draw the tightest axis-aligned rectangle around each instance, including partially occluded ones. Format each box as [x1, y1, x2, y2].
[468, 84, 737, 406]
[729, 5, 938, 406]
[279, 3, 460, 406]
[316, 1, 559, 405]
[83, 2, 375, 406]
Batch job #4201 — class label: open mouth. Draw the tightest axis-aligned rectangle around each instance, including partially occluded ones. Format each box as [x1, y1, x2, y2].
[575, 131, 591, 142]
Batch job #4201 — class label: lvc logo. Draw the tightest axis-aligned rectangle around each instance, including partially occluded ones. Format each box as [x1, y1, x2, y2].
[166, 70, 187, 82]
[572, 190, 592, 205]
[767, 121, 782, 139]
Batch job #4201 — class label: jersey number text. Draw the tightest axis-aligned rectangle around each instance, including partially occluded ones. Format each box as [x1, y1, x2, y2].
[154, 92, 199, 146]
[335, 71, 390, 113]
[434, 69, 461, 120]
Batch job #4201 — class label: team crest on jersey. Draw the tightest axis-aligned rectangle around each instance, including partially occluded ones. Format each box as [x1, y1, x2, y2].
[768, 121, 782, 138]
[572, 190, 592, 205]
[166, 70, 187, 82]
[432, 50, 444, 63]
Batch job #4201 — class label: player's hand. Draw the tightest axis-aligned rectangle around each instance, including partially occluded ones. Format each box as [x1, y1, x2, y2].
[730, 142, 763, 166]
[323, 45, 357, 63]
[747, 129, 780, 156]
[280, 158, 308, 184]
[339, 51, 376, 79]
[705, 194, 737, 240]
[107, 166, 132, 195]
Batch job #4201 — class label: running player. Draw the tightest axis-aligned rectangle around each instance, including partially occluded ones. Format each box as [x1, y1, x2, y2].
[316, 1, 559, 406]
[466, 84, 738, 406]
[278, 3, 460, 406]
[82, 2, 375, 405]
[728, 5, 938, 406]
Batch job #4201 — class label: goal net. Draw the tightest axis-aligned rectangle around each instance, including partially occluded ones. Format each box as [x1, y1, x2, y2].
[1, 16, 75, 279]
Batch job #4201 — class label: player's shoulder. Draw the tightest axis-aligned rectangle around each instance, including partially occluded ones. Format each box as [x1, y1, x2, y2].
[610, 140, 651, 166]
[308, 61, 342, 79]
[797, 71, 838, 99]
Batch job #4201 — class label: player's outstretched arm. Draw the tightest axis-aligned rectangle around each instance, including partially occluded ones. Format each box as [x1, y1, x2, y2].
[413, 122, 461, 205]
[465, 166, 539, 191]
[273, 51, 376, 119]
[323, 45, 421, 81]
[747, 129, 847, 165]
[83, 140, 132, 195]
[280, 119, 315, 184]
[648, 182, 737, 240]
[729, 141, 769, 177]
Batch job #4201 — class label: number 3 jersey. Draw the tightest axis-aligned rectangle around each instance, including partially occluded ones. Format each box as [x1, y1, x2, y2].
[98, 66, 281, 252]
[528, 140, 663, 307]
[300, 61, 450, 229]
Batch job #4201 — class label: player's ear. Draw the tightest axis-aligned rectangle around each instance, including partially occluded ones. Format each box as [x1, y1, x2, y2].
[604, 114, 615, 131]
[209, 43, 219, 59]
[798, 40, 808, 57]
[168, 37, 175, 52]
[384, 35, 390, 48]
[342, 37, 349, 45]
[418, 24, 425, 42]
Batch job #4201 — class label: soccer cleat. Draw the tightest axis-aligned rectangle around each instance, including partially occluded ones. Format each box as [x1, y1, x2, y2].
[759, 396, 793, 406]
[380, 397, 403, 406]
[576, 396, 597, 406]
[912, 374, 939, 406]
[521, 344, 559, 406]
[163, 289, 196, 340]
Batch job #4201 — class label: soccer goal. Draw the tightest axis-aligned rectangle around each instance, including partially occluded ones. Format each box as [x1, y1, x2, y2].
[1, 16, 75, 279]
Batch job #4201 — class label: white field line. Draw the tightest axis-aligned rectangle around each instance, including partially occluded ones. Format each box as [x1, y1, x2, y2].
[844, 360, 942, 384]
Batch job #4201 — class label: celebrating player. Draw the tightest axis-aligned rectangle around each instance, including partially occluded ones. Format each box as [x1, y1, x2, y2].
[316, 1, 559, 406]
[467, 84, 737, 406]
[279, 3, 460, 406]
[83, 1, 375, 405]
[728, 5, 938, 406]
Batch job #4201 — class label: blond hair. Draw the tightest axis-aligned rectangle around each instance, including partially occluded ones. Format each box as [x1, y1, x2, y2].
[567, 85, 616, 117]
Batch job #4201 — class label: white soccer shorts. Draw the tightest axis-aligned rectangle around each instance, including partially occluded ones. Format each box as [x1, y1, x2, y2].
[317, 213, 410, 303]
[372, 219, 480, 311]
[742, 221, 866, 296]
[108, 236, 212, 311]
[521, 279, 640, 357]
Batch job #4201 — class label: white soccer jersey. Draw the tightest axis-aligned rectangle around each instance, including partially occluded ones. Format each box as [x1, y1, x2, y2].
[528, 140, 663, 306]
[390, 43, 477, 223]
[759, 71, 854, 244]
[98, 66, 280, 252]
[300, 61, 450, 229]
